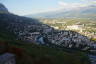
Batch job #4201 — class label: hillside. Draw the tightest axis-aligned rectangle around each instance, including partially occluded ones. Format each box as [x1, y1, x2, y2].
[0, 3, 94, 64]
[0, 3, 95, 50]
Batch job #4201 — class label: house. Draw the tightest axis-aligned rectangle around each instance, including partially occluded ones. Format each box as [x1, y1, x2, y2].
[91, 43, 96, 48]
[91, 35, 96, 39]
[66, 25, 83, 32]
[0, 53, 16, 64]
[51, 26, 59, 29]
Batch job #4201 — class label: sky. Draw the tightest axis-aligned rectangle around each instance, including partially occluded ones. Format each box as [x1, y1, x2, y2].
[0, 0, 96, 15]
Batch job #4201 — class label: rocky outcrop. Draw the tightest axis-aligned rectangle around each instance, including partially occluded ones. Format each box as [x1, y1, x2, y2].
[0, 3, 9, 13]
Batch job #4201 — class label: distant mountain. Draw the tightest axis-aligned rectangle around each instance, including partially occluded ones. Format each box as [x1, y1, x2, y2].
[26, 5, 96, 19]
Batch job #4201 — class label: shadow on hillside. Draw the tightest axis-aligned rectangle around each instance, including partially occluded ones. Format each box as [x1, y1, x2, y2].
[0, 14, 95, 64]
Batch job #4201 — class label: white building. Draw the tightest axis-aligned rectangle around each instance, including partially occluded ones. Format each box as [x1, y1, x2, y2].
[51, 26, 59, 29]
[66, 25, 83, 31]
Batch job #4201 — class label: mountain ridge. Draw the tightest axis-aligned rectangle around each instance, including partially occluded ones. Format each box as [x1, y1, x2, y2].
[0, 3, 9, 14]
[26, 5, 96, 19]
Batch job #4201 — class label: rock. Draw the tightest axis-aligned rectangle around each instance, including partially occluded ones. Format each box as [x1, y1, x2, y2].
[0, 3, 9, 13]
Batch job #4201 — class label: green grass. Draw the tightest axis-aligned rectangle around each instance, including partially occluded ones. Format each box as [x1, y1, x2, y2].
[7, 41, 90, 64]
[0, 29, 90, 64]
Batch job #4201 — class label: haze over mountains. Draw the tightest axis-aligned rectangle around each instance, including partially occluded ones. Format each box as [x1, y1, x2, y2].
[26, 5, 96, 19]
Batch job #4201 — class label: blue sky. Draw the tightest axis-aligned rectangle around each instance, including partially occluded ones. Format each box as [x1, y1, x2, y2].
[1, 0, 96, 15]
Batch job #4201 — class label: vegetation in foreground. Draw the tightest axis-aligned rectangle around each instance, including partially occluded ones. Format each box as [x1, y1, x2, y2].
[0, 36, 90, 64]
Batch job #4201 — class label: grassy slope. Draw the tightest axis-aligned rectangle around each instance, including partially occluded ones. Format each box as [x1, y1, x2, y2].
[7, 41, 90, 64]
[0, 31, 90, 64]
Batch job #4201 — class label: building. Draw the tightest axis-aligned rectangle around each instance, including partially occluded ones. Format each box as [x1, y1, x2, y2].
[51, 26, 59, 29]
[66, 25, 83, 32]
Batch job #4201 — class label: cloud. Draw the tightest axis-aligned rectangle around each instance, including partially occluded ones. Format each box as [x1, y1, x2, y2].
[58, 1, 96, 10]
[88, 0, 96, 4]
[58, 1, 88, 9]
[84, 0, 96, 2]
[81, 0, 96, 4]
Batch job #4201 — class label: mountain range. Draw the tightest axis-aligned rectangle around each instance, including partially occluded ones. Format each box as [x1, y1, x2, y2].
[26, 5, 96, 19]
